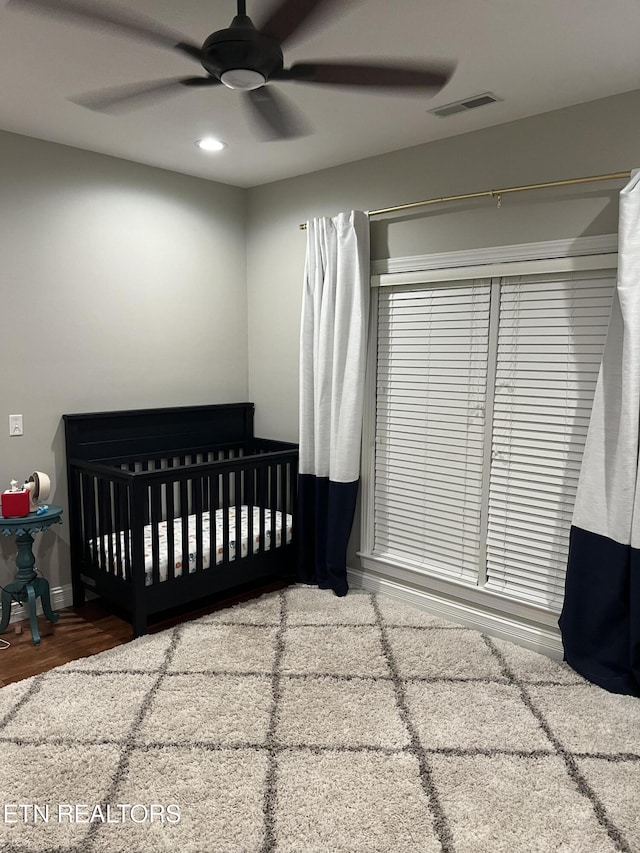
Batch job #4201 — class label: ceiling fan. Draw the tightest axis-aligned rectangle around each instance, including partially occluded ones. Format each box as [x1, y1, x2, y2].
[9, 0, 455, 140]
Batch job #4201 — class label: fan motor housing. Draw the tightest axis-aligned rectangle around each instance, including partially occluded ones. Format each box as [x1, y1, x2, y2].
[201, 20, 284, 82]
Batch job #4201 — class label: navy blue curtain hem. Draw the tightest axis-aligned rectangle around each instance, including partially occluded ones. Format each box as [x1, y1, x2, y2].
[297, 474, 358, 597]
[559, 525, 640, 697]
[561, 651, 640, 697]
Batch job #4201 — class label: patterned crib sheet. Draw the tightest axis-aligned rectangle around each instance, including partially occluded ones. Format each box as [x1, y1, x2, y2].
[94, 505, 293, 585]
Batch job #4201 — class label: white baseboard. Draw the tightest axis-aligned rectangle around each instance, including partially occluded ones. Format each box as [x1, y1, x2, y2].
[6, 571, 564, 660]
[6, 582, 74, 625]
[348, 566, 564, 660]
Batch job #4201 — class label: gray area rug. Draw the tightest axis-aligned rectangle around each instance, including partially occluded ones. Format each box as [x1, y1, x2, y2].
[1, 586, 639, 853]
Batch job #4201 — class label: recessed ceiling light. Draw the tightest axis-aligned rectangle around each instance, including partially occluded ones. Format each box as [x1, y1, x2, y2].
[195, 137, 227, 152]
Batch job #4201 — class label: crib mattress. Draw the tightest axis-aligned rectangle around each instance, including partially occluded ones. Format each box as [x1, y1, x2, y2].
[93, 505, 293, 585]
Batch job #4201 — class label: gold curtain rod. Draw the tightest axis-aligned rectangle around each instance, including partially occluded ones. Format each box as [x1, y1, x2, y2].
[298, 170, 632, 230]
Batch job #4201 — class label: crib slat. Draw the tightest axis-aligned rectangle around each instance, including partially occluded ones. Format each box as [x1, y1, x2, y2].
[194, 475, 204, 573]
[180, 478, 189, 580]
[209, 471, 219, 570]
[150, 482, 162, 586]
[246, 463, 255, 559]
[165, 464, 176, 583]
[270, 462, 278, 551]
[222, 471, 230, 564]
[130, 479, 148, 636]
[97, 478, 111, 573]
[112, 481, 123, 579]
[140, 460, 150, 528]
[258, 462, 267, 554]
[121, 481, 132, 581]
[235, 470, 242, 562]
[81, 473, 96, 566]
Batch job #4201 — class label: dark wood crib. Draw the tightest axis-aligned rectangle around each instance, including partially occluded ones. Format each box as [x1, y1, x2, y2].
[64, 403, 298, 636]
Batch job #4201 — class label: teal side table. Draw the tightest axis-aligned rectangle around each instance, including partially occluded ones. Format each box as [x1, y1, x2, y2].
[0, 505, 63, 645]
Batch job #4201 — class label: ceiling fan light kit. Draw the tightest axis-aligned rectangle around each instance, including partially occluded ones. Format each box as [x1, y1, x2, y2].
[202, 11, 283, 90]
[220, 69, 267, 91]
[10, 0, 455, 140]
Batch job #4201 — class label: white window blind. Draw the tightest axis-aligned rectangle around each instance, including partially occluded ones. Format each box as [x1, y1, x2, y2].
[372, 268, 615, 613]
[374, 280, 491, 582]
[485, 270, 615, 609]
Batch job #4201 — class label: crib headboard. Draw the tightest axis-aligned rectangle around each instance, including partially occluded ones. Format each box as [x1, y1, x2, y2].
[63, 403, 255, 463]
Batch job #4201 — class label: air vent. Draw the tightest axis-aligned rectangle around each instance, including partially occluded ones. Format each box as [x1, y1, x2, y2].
[428, 92, 501, 118]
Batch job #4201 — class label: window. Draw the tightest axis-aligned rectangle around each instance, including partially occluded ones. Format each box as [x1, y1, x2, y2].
[363, 245, 616, 618]
[374, 278, 491, 583]
[484, 270, 615, 610]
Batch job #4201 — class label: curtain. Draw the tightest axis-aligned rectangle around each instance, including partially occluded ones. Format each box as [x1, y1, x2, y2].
[559, 170, 640, 697]
[297, 210, 370, 595]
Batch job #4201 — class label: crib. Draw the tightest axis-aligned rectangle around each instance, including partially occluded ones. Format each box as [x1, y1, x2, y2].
[64, 403, 298, 636]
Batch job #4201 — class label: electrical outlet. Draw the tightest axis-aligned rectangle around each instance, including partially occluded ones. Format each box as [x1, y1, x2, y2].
[9, 414, 23, 436]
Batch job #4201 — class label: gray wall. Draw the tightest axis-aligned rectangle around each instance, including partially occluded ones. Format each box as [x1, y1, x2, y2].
[0, 130, 248, 590]
[2, 88, 639, 595]
[246, 88, 640, 564]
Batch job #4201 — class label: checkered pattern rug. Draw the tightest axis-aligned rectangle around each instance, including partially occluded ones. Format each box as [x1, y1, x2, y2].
[1, 586, 639, 852]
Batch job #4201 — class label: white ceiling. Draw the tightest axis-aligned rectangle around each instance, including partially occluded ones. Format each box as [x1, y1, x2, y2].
[1, 0, 639, 188]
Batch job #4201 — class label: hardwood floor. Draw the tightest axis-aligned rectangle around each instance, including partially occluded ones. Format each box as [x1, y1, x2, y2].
[0, 581, 287, 688]
[0, 602, 130, 687]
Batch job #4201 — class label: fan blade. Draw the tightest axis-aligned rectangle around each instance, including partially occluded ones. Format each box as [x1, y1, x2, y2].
[245, 87, 310, 140]
[277, 61, 455, 90]
[7, 0, 203, 61]
[70, 76, 219, 113]
[258, 0, 343, 46]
